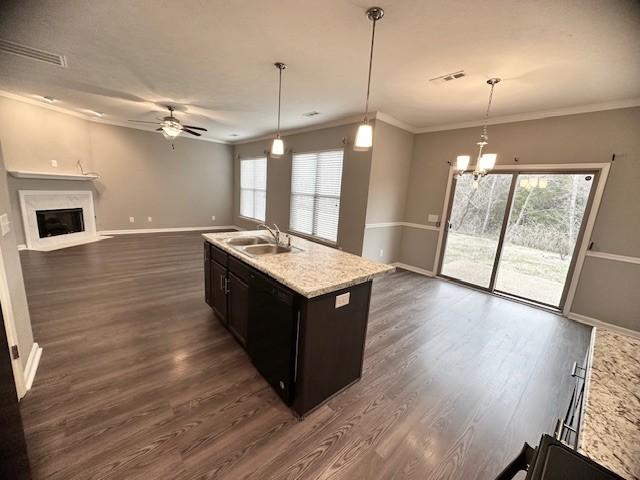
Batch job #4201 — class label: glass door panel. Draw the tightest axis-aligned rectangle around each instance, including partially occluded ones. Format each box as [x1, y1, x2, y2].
[495, 173, 594, 307]
[440, 174, 513, 288]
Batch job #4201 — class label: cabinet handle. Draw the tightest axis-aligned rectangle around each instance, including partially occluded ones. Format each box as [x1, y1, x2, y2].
[220, 274, 224, 291]
[224, 277, 230, 294]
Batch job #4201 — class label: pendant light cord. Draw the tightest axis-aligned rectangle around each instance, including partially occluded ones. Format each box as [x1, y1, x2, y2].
[363, 17, 377, 122]
[277, 66, 283, 137]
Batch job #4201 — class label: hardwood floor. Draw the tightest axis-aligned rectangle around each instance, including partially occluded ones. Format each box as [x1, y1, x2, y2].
[18, 232, 591, 480]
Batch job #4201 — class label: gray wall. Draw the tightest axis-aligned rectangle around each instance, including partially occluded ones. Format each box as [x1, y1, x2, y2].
[362, 121, 414, 262]
[0, 97, 234, 244]
[0, 144, 34, 371]
[399, 107, 640, 330]
[233, 122, 374, 255]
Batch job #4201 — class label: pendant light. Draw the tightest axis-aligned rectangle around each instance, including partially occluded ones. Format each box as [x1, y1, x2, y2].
[454, 78, 501, 183]
[354, 7, 384, 152]
[271, 62, 287, 157]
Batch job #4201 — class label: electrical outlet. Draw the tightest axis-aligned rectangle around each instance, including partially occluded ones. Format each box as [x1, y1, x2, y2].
[379, 249, 384, 258]
[147, 217, 152, 222]
[428, 214, 439, 223]
[335, 292, 350, 309]
[129, 217, 135, 223]
[211, 215, 216, 221]
[51, 160, 58, 168]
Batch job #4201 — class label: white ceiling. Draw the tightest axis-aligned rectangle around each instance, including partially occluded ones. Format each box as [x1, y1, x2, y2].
[1, 0, 639, 142]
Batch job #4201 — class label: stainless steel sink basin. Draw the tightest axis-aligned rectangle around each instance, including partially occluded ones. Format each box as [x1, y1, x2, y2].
[243, 244, 294, 256]
[226, 236, 271, 246]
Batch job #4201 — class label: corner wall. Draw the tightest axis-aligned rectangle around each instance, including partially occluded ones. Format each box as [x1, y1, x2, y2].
[400, 107, 640, 331]
[233, 122, 374, 255]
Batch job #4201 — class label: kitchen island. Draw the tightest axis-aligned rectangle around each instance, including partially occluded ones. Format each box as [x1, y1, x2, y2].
[202, 230, 394, 417]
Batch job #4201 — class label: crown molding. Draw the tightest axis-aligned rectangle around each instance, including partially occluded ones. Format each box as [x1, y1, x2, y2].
[374, 112, 420, 133]
[0, 90, 230, 145]
[415, 97, 640, 133]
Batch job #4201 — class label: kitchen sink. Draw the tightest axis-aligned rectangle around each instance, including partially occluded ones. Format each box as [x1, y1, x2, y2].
[226, 235, 271, 246]
[243, 244, 295, 256]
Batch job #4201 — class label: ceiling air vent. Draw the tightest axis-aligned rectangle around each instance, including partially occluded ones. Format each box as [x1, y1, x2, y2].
[303, 111, 320, 117]
[0, 39, 67, 67]
[429, 70, 466, 84]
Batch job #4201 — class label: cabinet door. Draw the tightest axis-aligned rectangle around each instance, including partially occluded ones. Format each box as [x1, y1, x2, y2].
[228, 272, 249, 346]
[211, 261, 228, 324]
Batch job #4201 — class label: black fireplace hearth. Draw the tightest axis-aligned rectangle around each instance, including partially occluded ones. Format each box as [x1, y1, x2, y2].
[36, 208, 85, 238]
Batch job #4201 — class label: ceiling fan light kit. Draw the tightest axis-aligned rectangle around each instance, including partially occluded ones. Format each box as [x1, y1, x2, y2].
[354, 6, 384, 152]
[128, 105, 208, 146]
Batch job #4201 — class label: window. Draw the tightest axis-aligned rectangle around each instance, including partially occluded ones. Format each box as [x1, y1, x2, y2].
[240, 157, 267, 221]
[290, 149, 344, 243]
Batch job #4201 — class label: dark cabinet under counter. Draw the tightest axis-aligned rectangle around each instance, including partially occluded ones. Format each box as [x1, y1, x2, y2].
[203, 240, 374, 417]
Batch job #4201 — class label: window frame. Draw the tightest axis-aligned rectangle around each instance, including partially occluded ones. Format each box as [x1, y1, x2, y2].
[289, 148, 344, 244]
[239, 156, 267, 223]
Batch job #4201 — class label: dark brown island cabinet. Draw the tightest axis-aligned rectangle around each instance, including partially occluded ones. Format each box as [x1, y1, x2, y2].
[204, 240, 373, 417]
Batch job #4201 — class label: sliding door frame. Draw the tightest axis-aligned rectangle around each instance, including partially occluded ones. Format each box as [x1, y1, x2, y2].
[434, 163, 611, 315]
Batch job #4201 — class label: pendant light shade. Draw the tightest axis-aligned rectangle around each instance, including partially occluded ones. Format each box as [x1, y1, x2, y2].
[355, 7, 384, 152]
[456, 155, 470, 172]
[271, 62, 287, 158]
[354, 123, 373, 151]
[271, 137, 284, 156]
[479, 153, 497, 171]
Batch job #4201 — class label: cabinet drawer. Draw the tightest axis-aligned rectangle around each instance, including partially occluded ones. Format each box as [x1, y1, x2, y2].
[211, 244, 228, 266]
[228, 256, 251, 283]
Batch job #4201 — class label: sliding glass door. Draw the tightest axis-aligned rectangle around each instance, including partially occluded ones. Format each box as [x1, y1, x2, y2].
[439, 171, 596, 309]
[440, 174, 512, 288]
[494, 173, 594, 307]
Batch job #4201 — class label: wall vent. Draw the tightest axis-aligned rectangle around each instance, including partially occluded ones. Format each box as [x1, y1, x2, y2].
[429, 70, 466, 84]
[0, 39, 67, 67]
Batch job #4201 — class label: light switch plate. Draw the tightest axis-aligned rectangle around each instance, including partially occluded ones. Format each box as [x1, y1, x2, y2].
[129, 217, 135, 223]
[428, 214, 439, 223]
[335, 292, 350, 309]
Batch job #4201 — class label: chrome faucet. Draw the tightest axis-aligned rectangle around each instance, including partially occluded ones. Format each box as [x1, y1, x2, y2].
[257, 223, 281, 245]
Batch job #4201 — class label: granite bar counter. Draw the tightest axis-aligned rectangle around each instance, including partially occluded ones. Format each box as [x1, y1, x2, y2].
[580, 328, 640, 480]
[202, 230, 394, 297]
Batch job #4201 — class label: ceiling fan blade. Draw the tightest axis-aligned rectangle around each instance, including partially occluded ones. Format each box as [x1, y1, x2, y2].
[182, 128, 202, 137]
[128, 120, 161, 124]
[183, 125, 208, 131]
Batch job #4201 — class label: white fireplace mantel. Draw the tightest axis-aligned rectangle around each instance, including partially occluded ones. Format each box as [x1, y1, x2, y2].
[19, 190, 108, 251]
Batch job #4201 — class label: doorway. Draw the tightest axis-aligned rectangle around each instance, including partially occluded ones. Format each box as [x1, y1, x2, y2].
[439, 171, 596, 310]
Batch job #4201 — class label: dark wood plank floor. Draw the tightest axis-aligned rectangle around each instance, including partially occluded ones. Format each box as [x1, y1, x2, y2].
[18, 232, 591, 480]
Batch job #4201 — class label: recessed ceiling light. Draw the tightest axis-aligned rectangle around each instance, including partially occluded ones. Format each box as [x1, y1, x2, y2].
[42, 96, 55, 103]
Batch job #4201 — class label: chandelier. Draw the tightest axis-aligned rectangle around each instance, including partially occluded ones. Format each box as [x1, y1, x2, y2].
[455, 78, 501, 185]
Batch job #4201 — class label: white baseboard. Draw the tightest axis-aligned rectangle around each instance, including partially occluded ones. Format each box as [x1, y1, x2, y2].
[392, 262, 435, 277]
[567, 312, 640, 339]
[23, 342, 42, 391]
[17, 244, 27, 251]
[98, 225, 237, 235]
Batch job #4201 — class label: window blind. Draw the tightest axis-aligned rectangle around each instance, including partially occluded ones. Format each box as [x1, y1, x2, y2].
[240, 157, 267, 221]
[290, 149, 344, 242]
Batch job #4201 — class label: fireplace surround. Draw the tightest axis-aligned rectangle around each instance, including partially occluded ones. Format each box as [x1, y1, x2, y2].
[19, 190, 104, 250]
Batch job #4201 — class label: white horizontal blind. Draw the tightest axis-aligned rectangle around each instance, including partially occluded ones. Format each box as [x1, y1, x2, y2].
[290, 149, 344, 242]
[240, 157, 267, 221]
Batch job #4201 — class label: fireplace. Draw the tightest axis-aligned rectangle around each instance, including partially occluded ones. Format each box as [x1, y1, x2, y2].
[36, 208, 85, 238]
[19, 190, 103, 251]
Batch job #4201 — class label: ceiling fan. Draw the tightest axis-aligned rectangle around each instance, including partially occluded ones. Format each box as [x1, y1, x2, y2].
[128, 106, 208, 141]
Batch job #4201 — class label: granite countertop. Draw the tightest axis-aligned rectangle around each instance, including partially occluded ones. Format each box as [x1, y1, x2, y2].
[579, 328, 640, 480]
[202, 230, 394, 298]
